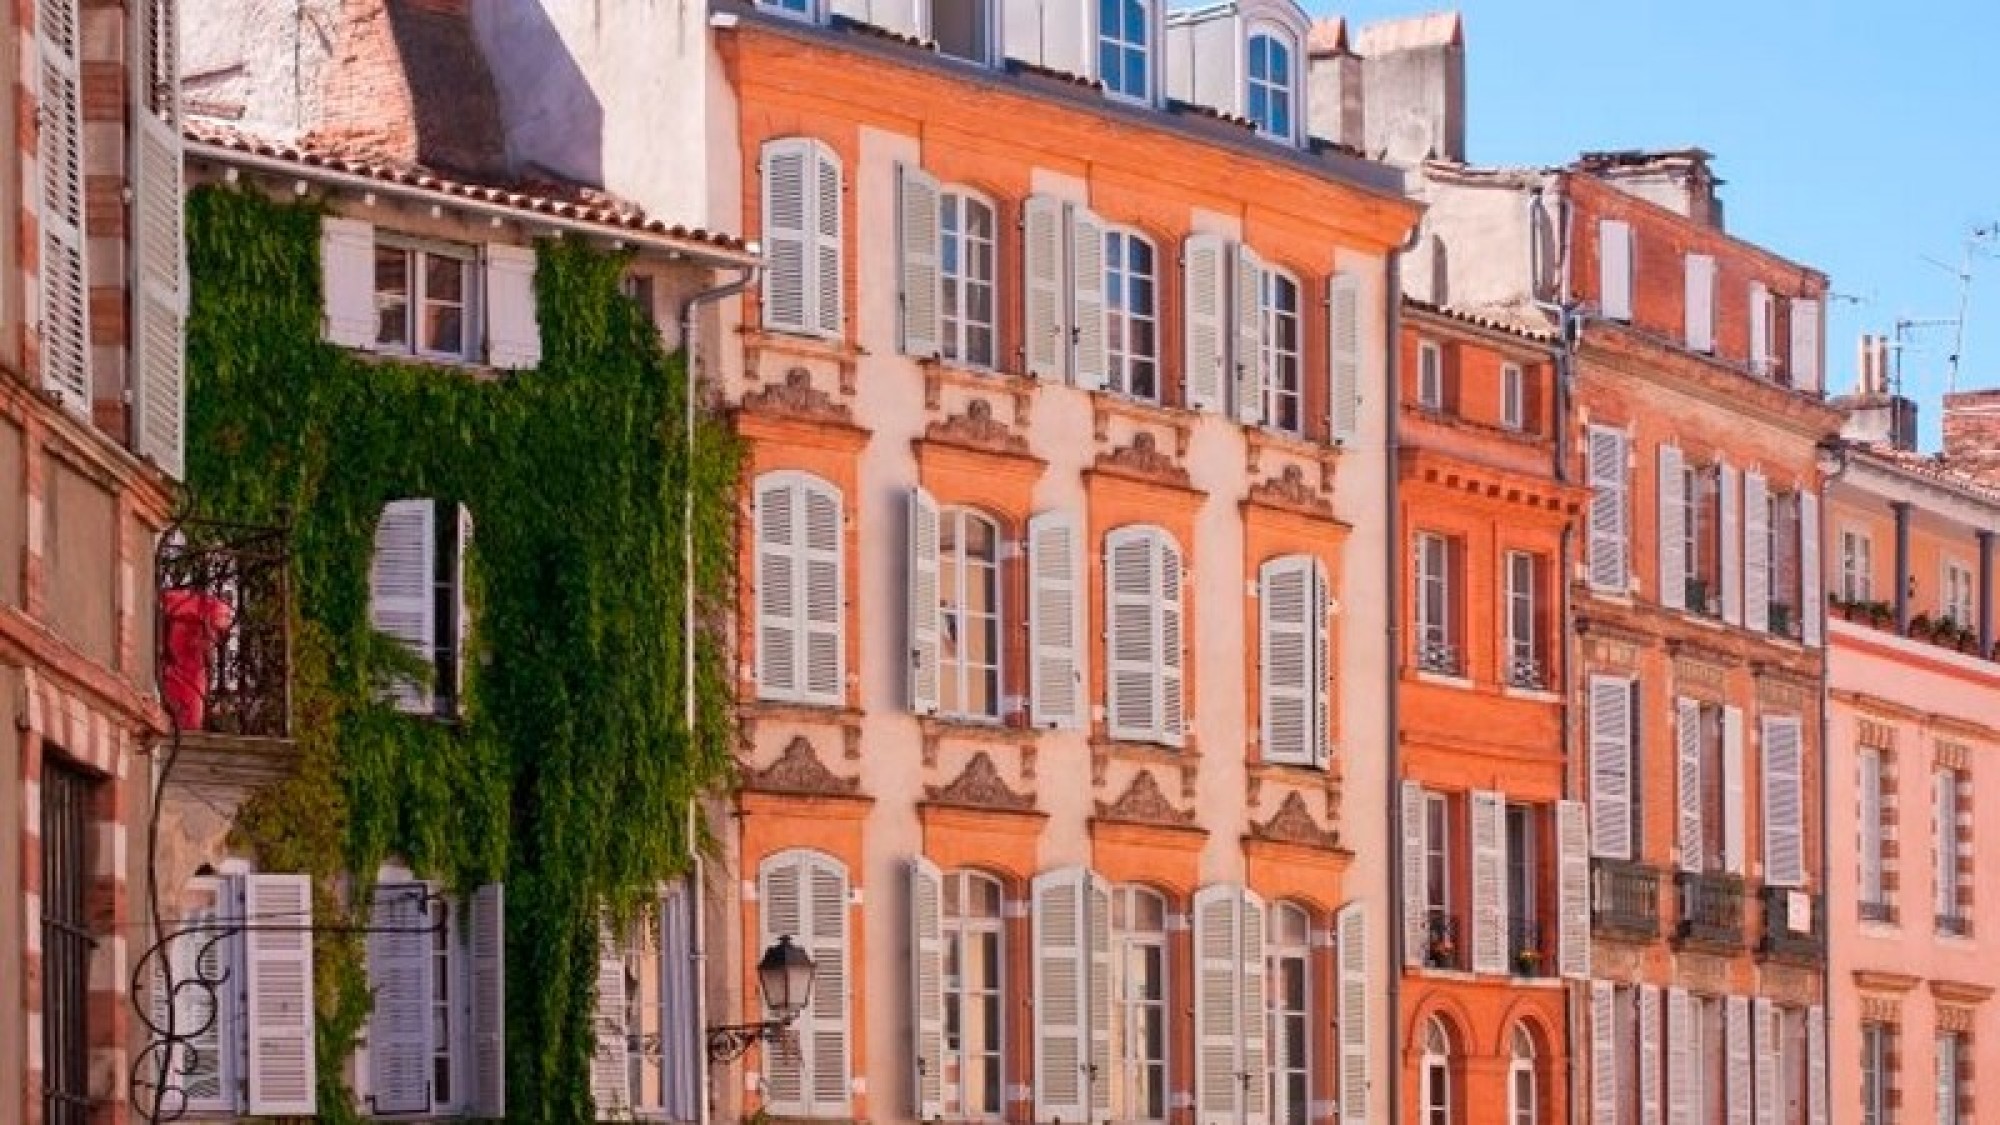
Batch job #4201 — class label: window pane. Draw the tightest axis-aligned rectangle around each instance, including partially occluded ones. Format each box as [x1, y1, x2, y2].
[376, 246, 411, 346]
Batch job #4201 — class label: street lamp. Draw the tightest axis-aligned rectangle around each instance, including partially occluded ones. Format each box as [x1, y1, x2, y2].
[706, 935, 817, 1063]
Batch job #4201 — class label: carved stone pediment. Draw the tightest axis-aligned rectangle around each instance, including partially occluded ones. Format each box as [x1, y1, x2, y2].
[1248, 464, 1334, 518]
[1250, 791, 1339, 849]
[1095, 769, 1195, 827]
[925, 751, 1036, 811]
[744, 736, 859, 796]
[924, 398, 1029, 456]
[1095, 431, 1190, 487]
[740, 367, 853, 424]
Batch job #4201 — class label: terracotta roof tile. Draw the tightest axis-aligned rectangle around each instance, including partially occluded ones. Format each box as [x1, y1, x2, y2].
[1404, 297, 1557, 343]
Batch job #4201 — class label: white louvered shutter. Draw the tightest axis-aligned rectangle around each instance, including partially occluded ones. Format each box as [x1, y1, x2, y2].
[1335, 902, 1368, 1125]
[37, 0, 88, 413]
[1791, 297, 1823, 393]
[1744, 471, 1770, 635]
[758, 861, 805, 1113]
[1196, 885, 1243, 1125]
[897, 163, 941, 359]
[812, 144, 844, 337]
[1720, 463, 1742, 626]
[1028, 511, 1083, 728]
[1860, 752, 1884, 903]
[805, 859, 851, 1113]
[1556, 799, 1590, 979]
[370, 499, 436, 713]
[1753, 999, 1777, 1125]
[590, 917, 631, 1118]
[659, 883, 698, 1124]
[1240, 895, 1268, 1125]
[1160, 537, 1186, 745]
[907, 487, 941, 715]
[1184, 233, 1228, 412]
[1471, 790, 1506, 975]
[1033, 867, 1090, 1124]
[1722, 704, 1745, 875]
[1311, 560, 1331, 766]
[469, 883, 505, 1119]
[1591, 981, 1617, 1125]
[1040, 0, 1088, 74]
[802, 481, 845, 704]
[367, 883, 433, 1114]
[1086, 873, 1113, 1120]
[910, 858, 946, 1121]
[320, 216, 377, 347]
[755, 475, 801, 700]
[1800, 492, 1823, 647]
[1667, 989, 1692, 1125]
[132, 0, 186, 476]
[1260, 555, 1313, 765]
[1235, 245, 1265, 424]
[1762, 716, 1804, 887]
[1749, 282, 1771, 376]
[1640, 985, 1663, 1125]
[1805, 1006, 1827, 1125]
[1072, 207, 1109, 391]
[244, 873, 316, 1116]
[1676, 698, 1704, 873]
[1726, 996, 1751, 1125]
[163, 877, 233, 1114]
[1685, 254, 1715, 353]
[1590, 675, 1634, 860]
[1660, 445, 1687, 611]
[1107, 528, 1160, 741]
[484, 243, 541, 368]
[1401, 780, 1427, 968]
[761, 139, 812, 334]
[1587, 426, 1629, 592]
[1599, 220, 1632, 321]
[1024, 195, 1067, 380]
[1329, 273, 1362, 442]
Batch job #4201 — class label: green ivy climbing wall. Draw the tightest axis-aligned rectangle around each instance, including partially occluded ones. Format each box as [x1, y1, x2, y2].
[185, 185, 739, 1123]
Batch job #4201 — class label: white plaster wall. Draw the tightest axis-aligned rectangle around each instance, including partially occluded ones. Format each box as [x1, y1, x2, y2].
[1407, 174, 1545, 311]
[181, 0, 342, 139]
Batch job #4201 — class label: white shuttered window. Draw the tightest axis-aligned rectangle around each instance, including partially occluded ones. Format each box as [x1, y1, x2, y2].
[1586, 425, 1629, 592]
[1589, 675, 1636, 860]
[1028, 511, 1085, 729]
[1599, 220, 1633, 321]
[762, 138, 843, 338]
[1335, 902, 1369, 1125]
[1685, 254, 1716, 353]
[1033, 867, 1113, 1125]
[1105, 526, 1185, 746]
[1761, 716, 1806, 887]
[244, 873, 317, 1115]
[759, 850, 851, 1117]
[132, 0, 186, 476]
[369, 499, 470, 717]
[755, 472, 844, 706]
[1194, 885, 1269, 1125]
[1260, 554, 1330, 767]
[37, 0, 89, 414]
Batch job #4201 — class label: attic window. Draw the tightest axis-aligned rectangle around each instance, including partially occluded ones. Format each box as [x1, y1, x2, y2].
[1099, 0, 1152, 101]
[761, 0, 820, 20]
[930, 0, 994, 64]
[1246, 28, 1295, 141]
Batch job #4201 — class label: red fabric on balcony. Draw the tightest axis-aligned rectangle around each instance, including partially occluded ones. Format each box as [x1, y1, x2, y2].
[162, 588, 233, 731]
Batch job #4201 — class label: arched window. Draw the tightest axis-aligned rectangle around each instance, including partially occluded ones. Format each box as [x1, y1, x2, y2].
[940, 192, 997, 367]
[1104, 228, 1158, 401]
[1246, 30, 1295, 141]
[1113, 885, 1169, 1123]
[1267, 902, 1312, 1125]
[1098, 0, 1152, 101]
[943, 870, 1005, 1118]
[939, 507, 1001, 719]
[1421, 1017, 1454, 1125]
[1508, 1023, 1538, 1125]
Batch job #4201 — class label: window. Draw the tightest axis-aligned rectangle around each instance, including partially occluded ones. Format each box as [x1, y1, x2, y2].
[1098, 0, 1152, 101]
[1267, 904, 1311, 1125]
[1599, 219, 1633, 321]
[940, 192, 997, 367]
[1693, 702, 1727, 872]
[939, 508, 1001, 720]
[758, 851, 851, 1118]
[1860, 1022, 1891, 1125]
[369, 499, 470, 718]
[1112, 885, 1169, 1124]
[374, 239, 477, 361]
[1104, 526, 1185, 746]
[1680, 463, 1721, 616]
[1246, 30, 1294, 140]
[761, 138, 843, 338]
[1414, 532, 1461, 676]
[1685, 254, 1716, 353]
[1509, 1025, 1538, 1125]
[942, 871, 1005, 1119]
[1505, 551, 1545, 690]
[1859, 750, 1891, 921]
[1944, 560, 1975, 628]
[1695, 996, 1725, 1125]
[1768, 490, 1801, 636]
[760, 0, 817, 20]
[755, 472, 844, 706]
[605, 884, 698, 1120]
[930, 0, 994, 63]
[1422, 1017, 1454, 1125]
[1259, 555, 1330, 767]
[1258, 268, 1303, 433]
[1424, 792, 1455, 967]
[1589, 676, 1639, 861]
[1841, 530, 1874, 603]
[1934, 768, 1968, 935]
[1500, 363, 1526, 430]
[1417, 340, 1445, 408]
[1585, 425, 1630, 592]
[365, 877, 506, 1117]
[1104, 229, 1158, 401]
[43, 760, 92, 1125]
[1505, 805, 1541, 974]
[1937, 1030, 1966, 1125]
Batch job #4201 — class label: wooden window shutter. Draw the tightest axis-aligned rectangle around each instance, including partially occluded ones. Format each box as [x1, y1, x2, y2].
[1800, 492, 1823, 646]
[1023, 195, 1068, 379]
[370, 499, 437, 713]
[1676, 698, 1704, 873]
[754, 474, 802, 700]
[1234, 245, 1265, 425]
[1639, 985, 1662, 1123]
[1470, 790, 1507, 974]
[906, 487, 941, 715]
[1032, 866, 1091, 1125]
[483, 244, 541, 369]
[1334, 902, 1368, 1125]
[1685, 254, 1715, 353]
[1159, 534, 1186, 745]
[811, 143, 844, 337]
[1589, 675, 1634, 860]
[1195, 885, 1243, 1125]
[1749, 281, 1771, 376]
[1753, 999, 1777, 1125]
[801, 480, 845, 704]
[469, 884, 505, 1119]
[1086, 873, 1113, 1120]
[1659, 445, 1687, 611]
[1105, 527, 1159, 740]
[1791, 297, 1823, 393]
[590, 915, 632, 1116]
[37, 0, 88, 414]
[1744, 471, 1770, 634]
[1400, 780, 1427, 968]
[659, 882, 699, 1123]
[1183, 233, 1229, 412]
[1259, 555, 1313, 766]
[1725, 996, 1752, 1125]
[1239, 893, 1268, 1125]
[1071, 206, 1110, 391]
[896, 163, 941, 358]
[1722, 704, 1746, 875]
[1806, 1006, 1827, 1125]
[1666, 989, 1692, 1125]
[1328, 273, 1362, 442]
[1040, 0, 1088, 75]
[805, 857, 852, 1113]
[1556, 799, 1591, 980]
[367, 882, 434, 1113]
[1719, 462, 1742, 626]
[132, 0, 185, 476]
[1590, 981, 1617, 1125]
[320, 216, 377, 348]
[761, 139, 813, 333]
[1028, 511, 1084, 729]
[1599, 219, 1632, 321]
[244, 874, 316, 1116]
[160, 876, 235, 1113]
[758, 858, 805, 1113]
[1586, 425, 1629, 592]
[1762, 716, 1805, 887]
[1312, 560, 1331, 766]
[909, 858, 946, 1121]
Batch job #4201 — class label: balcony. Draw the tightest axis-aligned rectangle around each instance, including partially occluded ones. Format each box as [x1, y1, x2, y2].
[1676, 871, 1746, 948]
[1509, 917, 1551, 978]
[1758, 885, 1824, 963]
[1591, 859, 1660, 941]
[1423, 912, 1463, 970]
[158, 521, 292, 740]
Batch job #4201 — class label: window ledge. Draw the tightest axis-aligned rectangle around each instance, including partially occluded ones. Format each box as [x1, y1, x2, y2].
[918, 714, 1038, 746]
[347, 345, 495, 377]
[1414, 670, 1474, 690]
[1501, 685, 1561, 703]
[1090, 390, 1196, 453]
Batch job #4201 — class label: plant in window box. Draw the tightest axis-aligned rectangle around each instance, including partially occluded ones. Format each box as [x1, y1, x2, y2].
[1514, 947, 1543, 973]
[1866, 601, 1895, 630]
[1768, 602, 1792, 637]
[1909, 612, 1935, 641]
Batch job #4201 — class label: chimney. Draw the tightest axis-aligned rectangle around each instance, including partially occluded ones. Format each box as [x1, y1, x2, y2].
[1575, 150, 1725, 231]
[1355, 12, 1465, 168]
[309, 0, 508, 180]
[1833, 334, 1919, 452]
[1943, 389, 2000, 482]
[1306, 19, 1364, 152]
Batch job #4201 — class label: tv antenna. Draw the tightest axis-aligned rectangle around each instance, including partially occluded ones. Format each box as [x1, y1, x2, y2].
[1906, 224, 1998, 393]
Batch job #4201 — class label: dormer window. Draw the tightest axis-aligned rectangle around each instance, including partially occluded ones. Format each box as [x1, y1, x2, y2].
[1246, 29, 1295, 141]
[1099, 0, 1152, 101]
[761, 0, 818, 20]
[930, 0, 995, 64]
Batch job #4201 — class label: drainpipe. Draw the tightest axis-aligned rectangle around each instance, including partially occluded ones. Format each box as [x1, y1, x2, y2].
[1384, 218, 1421, 1125]
[1817, 444, 1850, 1125]
[682, 259, 761, 1125]
[1891, 500, 1913, 632]
[1978, 530, 1994, 657]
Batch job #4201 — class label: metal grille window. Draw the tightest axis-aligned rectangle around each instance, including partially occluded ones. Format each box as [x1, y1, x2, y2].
[939, 508, 1001, 720]
[1112, 885, 1168, 1124]
[1267, 903, 1311, 1125]
[1104, 229, 1158, 401]
[42, 758, 95, 1125]
[940, 192, 996, 368]
[374, 240, 477, 361]
[942, 871, 1005, 1119]
[1505, 551, 1544, 689]
[1505, 804, 1541, 973]
[1259, 269, 1302, 434]
[1098, 0, 1151, 100]
[1415, 532, 1461, 675]
[1245, 30, 1293, 140]
[1424, 792, 1453, 957]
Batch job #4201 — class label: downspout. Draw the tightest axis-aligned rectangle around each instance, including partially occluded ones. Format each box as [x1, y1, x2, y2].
[1384, 217, 1421, 1125]
[682, 259, 761, 1125]
[1816, 442, 1850, 1125]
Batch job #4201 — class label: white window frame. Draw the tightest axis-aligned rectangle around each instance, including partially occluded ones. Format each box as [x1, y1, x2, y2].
[760, 0, 820, 20]
[942, 869, 1007, 1120]
[373, 237, 481, 363]
[1421, 1017, 1453, 1125]
[1505, 550, 1541, 690]
[1097, 0, 1154, 103]
[1424, 792, 1452, 943]
[937, 506, 1003, 721]
[1104, 227, 1159, 402]
[1937, 1030, 1964, 1125]
[1841, 529, 1874, 603]
[614, 884, 699, 1120]
[1104, 525, 1184, 746]
[1500, 362, 1525, 430]
[926, 0, 999, 65]
[1945, 558, 1975, 628]
[1112, 884, 1169, 1125]
[939, 189, 998, 369]
[1418, 339, 1445, 409]
[1415, 532, 1459, 676]
[1934, 769, 1965, 932]
[1266, 902, 1312, 1125]
[1861, 1023, 1889, 1125]
[1860, 749, 1887, 915]
[1508, 1024, 1537, 1125]
[1258, 266, 1303, 434]
[1244, 25, 1297, 143]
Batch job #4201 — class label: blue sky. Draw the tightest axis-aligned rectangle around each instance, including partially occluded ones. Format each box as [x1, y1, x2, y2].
[1311, 1, 2000, 449]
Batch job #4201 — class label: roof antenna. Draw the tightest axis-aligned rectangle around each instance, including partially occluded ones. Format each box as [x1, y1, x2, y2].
[1910, 224, 1997, 393]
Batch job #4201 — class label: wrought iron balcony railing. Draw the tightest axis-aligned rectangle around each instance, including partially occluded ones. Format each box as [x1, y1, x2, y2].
[1676, 870, 1746, 948]
[1758, 885, 1823, 963]
[157, 520, 291, 739]
[1591, 859, 1660, 940]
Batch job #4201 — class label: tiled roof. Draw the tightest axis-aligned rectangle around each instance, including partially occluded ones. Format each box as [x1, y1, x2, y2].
[1404, 297, 1557, 343]
[1853, 443, 2000, 506]
[184, 119, 754, 258]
